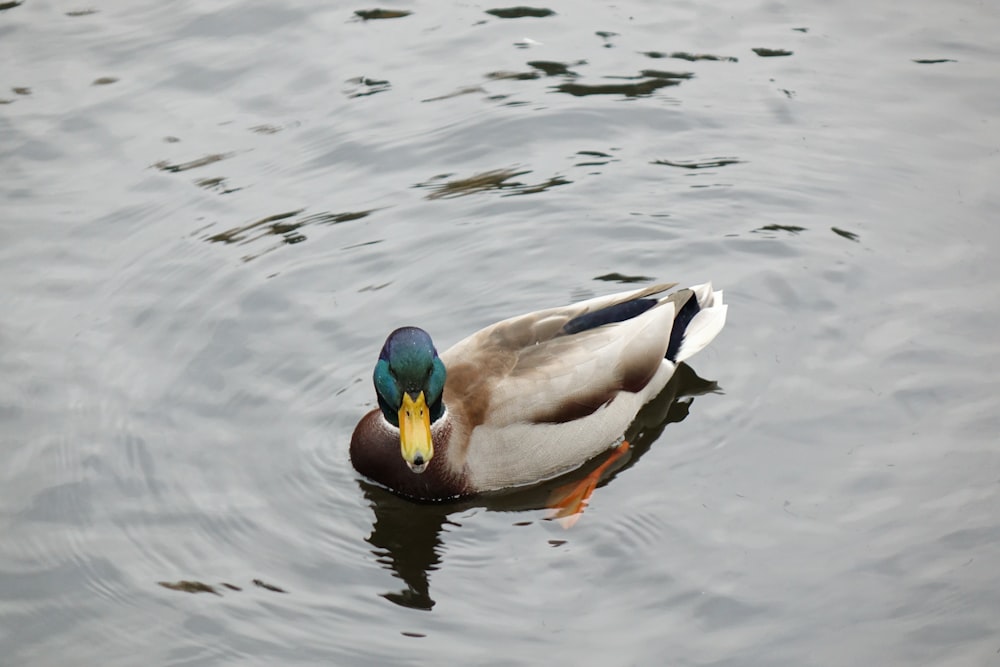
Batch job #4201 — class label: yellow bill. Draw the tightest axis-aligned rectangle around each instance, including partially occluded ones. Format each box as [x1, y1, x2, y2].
[398, 391, 433, 473]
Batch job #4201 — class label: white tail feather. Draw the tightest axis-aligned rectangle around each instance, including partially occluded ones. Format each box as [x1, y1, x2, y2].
[689, 282, 716, 308]
[674, 286, 727, 363]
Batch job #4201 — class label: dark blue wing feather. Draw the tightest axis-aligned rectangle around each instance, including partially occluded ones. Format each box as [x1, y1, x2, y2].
[560, 298, 658, 335]
[665, 292, 701, 361]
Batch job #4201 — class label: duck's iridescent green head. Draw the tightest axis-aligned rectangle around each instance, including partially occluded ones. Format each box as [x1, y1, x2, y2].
[373, 327, 446, 473]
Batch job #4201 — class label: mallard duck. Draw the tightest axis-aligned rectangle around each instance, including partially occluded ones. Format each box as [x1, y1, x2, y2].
[350, 282, 726, 506]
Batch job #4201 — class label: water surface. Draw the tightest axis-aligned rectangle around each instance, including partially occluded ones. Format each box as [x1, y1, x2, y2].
[2, 0, 999, 664]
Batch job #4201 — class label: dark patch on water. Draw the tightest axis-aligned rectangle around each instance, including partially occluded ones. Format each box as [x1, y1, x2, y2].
[159, 579, 288, 595]
[596, 30, 617, 47]
[753, 48, 794, 57]
[354, 8, 411, 20]
[154, 153, 232, 173]
[594, 272, 653, 284]
[574, 149, 619, 167]
[194, 176, 242, 195]
[418, 168, 527, 198]
[755, 224, 806, 234]
[343, 239, 382, 251]
[652, 157, 743, 169]
[208, 210, 303, 244]
[344, 76, 391, 97]
[158, 580, 221, 595]
[527, 60, 582, 76]
[485, 70, 541, 81]
[555, 78, 678, 97]
[832, 226, 860, 242]
[486, 6, 555, 18]
[642, 51, 738, 62]
[253, 578, 287, 593]
[913, 58, 957, 64]
[417, 168, 570, 199]
[508, 175, 571, 196]
[421, 86, 485, 103]
[640, 69, 694, 80]
[205, 209, 376, 259]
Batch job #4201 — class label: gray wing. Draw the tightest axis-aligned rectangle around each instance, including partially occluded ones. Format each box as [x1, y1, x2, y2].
[441, 283, 688, 429]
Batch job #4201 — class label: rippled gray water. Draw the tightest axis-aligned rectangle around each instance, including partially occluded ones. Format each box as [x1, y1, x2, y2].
[2, 0, 999, 664]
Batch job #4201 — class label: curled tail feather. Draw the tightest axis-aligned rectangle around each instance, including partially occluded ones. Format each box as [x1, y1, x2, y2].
[668, 283, 726, 363]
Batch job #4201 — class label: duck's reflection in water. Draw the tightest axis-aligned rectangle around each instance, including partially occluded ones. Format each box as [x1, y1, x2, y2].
[358, 362, 719, 610]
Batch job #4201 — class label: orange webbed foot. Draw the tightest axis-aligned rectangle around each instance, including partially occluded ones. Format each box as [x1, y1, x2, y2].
[547, 441, 630, 528]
